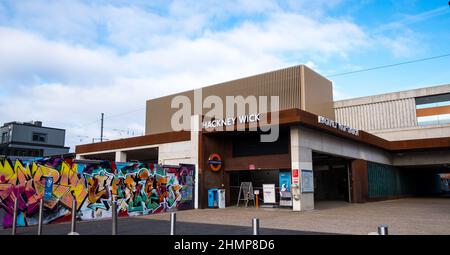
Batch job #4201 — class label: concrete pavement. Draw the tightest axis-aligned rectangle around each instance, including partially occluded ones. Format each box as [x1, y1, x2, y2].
[145, 198, 450, 235]
[1, 198, 449, 235]
[0, 217, 325, 235]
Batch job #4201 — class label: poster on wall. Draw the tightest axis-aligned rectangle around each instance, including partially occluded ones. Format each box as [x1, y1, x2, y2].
[279, 172, 292, 206]
[263, 184, 276, 204]
[44, 176, 53, 200]
[279, 172, 291, 192]
[301, 170, 314, 193]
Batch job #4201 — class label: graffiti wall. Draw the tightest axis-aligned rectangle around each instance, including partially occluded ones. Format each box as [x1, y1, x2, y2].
[0, 157, 195, 228]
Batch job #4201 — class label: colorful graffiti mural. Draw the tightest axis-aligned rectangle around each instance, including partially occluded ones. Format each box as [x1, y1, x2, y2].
[0, 157, 195, 228]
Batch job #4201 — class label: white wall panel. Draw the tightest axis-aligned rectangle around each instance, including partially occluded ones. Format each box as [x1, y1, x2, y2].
[334, 98, 417, 131]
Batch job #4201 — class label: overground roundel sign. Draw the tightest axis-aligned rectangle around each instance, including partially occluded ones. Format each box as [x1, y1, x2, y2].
[208, 153, 222, 172]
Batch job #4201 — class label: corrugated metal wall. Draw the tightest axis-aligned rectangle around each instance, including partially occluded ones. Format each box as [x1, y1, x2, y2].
[368, 162, 400, 198]
[367, 162, 424, 198]
[335, 98, 417, 131]
[146, 65, 305, 135]
[202, 65, 302, 112]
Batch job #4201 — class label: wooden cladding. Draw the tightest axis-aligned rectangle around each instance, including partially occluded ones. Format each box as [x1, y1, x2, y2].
[390, 137, 450, 151]
[351, 159, 369, 203]
[224, 154, 291, 171]
[77, 107, 450, 155]
[416, 105, 450, 117]
[204, 108, 450, 152]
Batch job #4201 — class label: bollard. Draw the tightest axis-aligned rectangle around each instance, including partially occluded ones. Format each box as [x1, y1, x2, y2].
[11, 198, 18, 235]
[112, 201, 117, 235]
[170, 212, 176, 235]
[378, 224, 388, 235]
[68, 199, 79, 235]
[252, 218, 259, 235]
[37, 199, 44, 235]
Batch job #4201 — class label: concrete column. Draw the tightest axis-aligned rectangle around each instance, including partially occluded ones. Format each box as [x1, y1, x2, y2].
[75, 154, 85, 160]
[115, 151, 127, 162]
[290, 126, 314, 211]
[191, 115, 201, 209]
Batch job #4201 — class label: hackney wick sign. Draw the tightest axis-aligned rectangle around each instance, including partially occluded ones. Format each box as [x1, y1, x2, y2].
[202, 113, 262, 129]
[318, 116, 359, 136]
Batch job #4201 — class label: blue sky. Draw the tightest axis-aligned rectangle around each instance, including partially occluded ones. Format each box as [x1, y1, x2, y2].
[0, 0, 449, 151]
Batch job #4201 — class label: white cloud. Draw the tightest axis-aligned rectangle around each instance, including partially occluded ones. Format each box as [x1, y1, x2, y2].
[378, 30, 424, 58]
[0, 1, 382, 151]
[210, 13, 368, 55]
[0, 27, 119, 87]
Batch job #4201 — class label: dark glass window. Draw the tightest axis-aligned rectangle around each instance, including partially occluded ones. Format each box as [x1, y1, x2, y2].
[32, 132, 47, 143]
[232, 130, 289, 157]
[1, 132, 7, 143]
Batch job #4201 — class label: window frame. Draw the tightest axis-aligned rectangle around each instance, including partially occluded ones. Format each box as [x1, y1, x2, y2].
[32, 132, 47, 143]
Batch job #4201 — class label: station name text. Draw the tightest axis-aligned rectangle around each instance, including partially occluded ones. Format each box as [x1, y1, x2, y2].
[202, 113, 262, 129]
[318, 116, 359, 136]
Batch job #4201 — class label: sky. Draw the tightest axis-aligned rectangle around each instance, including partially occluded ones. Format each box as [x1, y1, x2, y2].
[0, 0, 449, 152]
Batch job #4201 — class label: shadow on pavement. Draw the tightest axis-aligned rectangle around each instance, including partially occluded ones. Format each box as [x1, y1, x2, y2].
[0, 217, 331, 235]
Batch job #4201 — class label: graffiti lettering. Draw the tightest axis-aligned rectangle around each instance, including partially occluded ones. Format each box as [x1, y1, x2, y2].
[0, 158, 195, 228]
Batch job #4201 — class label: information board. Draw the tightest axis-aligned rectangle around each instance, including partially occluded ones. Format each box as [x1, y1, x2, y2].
[301, 170, 314, 193]
[262, 184, 276, 204]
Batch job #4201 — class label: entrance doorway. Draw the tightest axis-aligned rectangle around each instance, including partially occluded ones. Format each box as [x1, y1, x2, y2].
[228, 169, 290, 205]
[313, 152, 351, 202]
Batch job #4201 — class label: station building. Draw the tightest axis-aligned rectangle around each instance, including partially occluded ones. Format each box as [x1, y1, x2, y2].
[75, 65, 450, 211]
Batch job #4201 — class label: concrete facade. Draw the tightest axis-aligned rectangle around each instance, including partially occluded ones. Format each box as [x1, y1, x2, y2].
[190, 115, 201, 209]
[334, 83, 450, 140]
[335, 97, 417, 131]
[297, 126, 393, 165]
[393, 150, 450, 166]
[77, 140, 194, 165]
[0, 121, 69, 156]
[371, 123, 450, 141]
[290, 127, 314, 211]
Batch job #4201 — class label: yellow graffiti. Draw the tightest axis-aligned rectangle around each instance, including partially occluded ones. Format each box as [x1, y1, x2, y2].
[87, 175, 109, 204]
[0, 160, 88, 210]
[59, 162, 87, 209]
[0, 160, 15, 183]
[14, 161, 29, 184]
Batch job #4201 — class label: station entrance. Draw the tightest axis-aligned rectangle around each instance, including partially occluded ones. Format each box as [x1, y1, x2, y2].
[228, 169, 291, 206]
[313, 152, 352, 202]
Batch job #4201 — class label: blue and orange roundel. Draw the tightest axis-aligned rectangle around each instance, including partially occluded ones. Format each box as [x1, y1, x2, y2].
[208, 153, 222, 172]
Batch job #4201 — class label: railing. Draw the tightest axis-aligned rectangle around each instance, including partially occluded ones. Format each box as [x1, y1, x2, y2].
[9, 203, 389, 235]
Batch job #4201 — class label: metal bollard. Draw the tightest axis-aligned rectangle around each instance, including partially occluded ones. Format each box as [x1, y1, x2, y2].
[252, 218, 259, 235]
[112, 201, 117, 235]
[37, 199, 44, 235]
[11, 198, 18, 235]
[170, 212, 176, 235]
[68, 199, 79, 235]
[378, 224, 388, 235]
